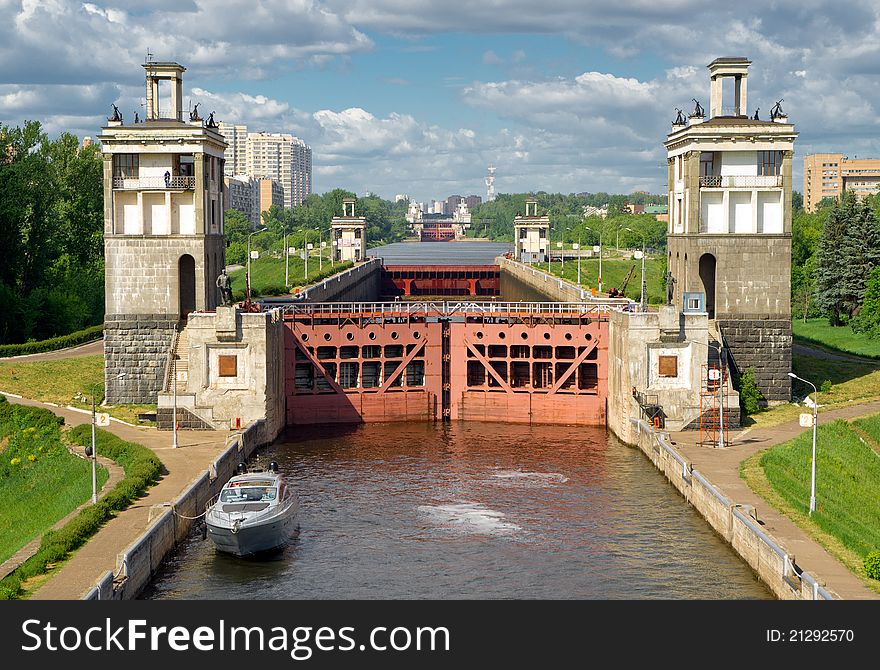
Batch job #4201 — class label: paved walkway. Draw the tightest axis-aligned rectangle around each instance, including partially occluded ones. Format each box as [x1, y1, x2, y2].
[0, 338, 103, 362]
[4, 396, 231, 600]
[669, 400, 880, 600]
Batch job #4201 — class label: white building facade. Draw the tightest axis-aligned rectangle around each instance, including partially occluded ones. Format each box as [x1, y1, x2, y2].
[514, 200, 549, 263]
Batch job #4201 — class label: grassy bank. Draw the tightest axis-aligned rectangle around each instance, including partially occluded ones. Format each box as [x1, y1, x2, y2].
[0, 397, 108, 565]
[228, 254, 352, 298]
[792, 318, 880, 359]
[0, 423, 162, 599]
[0, 325, 103, 358]
[743, 416, 880, 589]
[0, 355, 154, 425]
[745, 352, 880, 428]
[545, 256, 666, 304]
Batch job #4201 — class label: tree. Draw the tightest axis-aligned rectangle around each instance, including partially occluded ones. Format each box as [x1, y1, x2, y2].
[851, 266, 880, 338]
[224, 209, 252, 244]
[814, 193, 859, 325]
[839, 194, 880, 317]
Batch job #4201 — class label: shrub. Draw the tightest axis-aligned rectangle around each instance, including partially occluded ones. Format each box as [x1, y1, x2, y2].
[866, 550, 880, 580]
[0, 425, 162, 599]
[737, 368, 764, 416]
[820, 379, 833, 394]
[0, 324, 103, 358]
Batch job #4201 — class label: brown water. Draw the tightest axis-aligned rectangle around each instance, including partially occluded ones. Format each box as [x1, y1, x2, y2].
[143, 423, 771, 600]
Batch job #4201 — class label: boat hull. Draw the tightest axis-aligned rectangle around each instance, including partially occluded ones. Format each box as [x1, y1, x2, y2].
[207, 501, 299, 557]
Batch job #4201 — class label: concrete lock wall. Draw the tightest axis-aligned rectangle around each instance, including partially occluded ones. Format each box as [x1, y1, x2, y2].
[498, 257, 593, 301]
[83, 420, 271, 600]
[628, 419, 835, 601]
[607, 306, 709, 442]
[298, 258, 383, 303]
[105, 314, 178, 404]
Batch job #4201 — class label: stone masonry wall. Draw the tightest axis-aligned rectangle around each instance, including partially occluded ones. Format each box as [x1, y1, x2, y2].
[105, 314, 177, 404]
[718, 318, 791, 404]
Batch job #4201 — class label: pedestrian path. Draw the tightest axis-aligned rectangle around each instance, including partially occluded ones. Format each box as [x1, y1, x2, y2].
[670, 400, 880, 600]
[4, 396, 230, 600]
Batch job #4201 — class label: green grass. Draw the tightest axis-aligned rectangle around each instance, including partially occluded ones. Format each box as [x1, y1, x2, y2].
[793, 318, 880, 359]
[0, 423, 163, 599]
[0, 355, 153, 425]
[0, 398, 108, 565]
[760, 418, 880, 565]
[745, 353, 880, 428]
[850, 415, 880, 456]
[229, 253, 351, 297]
[545, 256, 666, 303]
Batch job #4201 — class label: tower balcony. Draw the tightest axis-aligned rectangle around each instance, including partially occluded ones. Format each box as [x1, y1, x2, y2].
[699, 175, 782, 188]
[112, 175, 196, 190]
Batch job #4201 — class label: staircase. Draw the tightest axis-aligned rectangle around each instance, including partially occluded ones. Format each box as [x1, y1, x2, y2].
[157, 322, 217, 430]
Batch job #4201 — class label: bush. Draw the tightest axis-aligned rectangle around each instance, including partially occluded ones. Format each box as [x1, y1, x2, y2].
[820, 379, 833, 394]
[866, 550, 880, 580]
[0, 425, 162, 599]
[737, 368, 764, 416]
[0, 324, 103, 358]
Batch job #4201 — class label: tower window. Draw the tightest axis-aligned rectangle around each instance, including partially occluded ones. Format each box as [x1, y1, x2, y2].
[114, 154, 139, 178]
[759, 151, 780, 176]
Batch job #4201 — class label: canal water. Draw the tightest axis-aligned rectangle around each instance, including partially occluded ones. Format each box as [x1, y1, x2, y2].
[143, 423, 771, 599]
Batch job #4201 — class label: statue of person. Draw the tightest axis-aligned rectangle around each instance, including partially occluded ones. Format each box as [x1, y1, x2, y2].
[190, 103, 201, 121]
[674, 108, 685, 125]
[164, 170, 171, 187]
[692, 98, 704, 117]
[752, 108, 760, 120]
[134, 111, 140, 124]
[109, 104, 121, 122]
[206, 111, 218, 128]
[216, 269, 233, 306]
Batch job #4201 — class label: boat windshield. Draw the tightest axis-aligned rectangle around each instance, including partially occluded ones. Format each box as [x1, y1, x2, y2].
[220, 486, 277, 503]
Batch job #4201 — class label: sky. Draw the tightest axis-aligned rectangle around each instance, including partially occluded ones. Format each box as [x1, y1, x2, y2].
[2, 1, 879, 203]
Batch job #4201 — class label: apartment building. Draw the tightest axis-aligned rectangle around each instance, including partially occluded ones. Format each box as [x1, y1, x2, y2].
[803, 153, 880, 212]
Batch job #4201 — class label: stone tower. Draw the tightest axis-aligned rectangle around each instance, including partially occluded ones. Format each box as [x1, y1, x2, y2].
[665, 57, 797, 404]
[100, 61, 227, 404]
[514, 199, 549, 264]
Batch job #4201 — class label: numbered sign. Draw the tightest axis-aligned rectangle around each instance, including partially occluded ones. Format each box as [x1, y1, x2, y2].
[250, 250, 259, 260]
[556, 242, 563, 248]
[799, 413, 814, 427]
[572, 243, 580, 250]
[321, 242, 327, 248]
[708, 369, 721, 381]
[593, 245, 601, 253]
[307, 243, 314, 250]
[287, 247, 296, 255]
[96, 413, 111, 427]
[633, 250, 644, 260]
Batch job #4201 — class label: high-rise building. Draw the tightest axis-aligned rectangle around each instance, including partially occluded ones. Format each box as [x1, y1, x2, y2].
[100, 61, 227, 404]
[486, 165, 496, 201]
[665, 57, 796, 403]
[218, 122, 247, 177]
[803, 153, 880, 212]
[446, 195, 463, 214]
[245, 132, 311, 208]
[465, 195, 482, 210]
[225, 175, 259, 227]
[258, 177, 284, 215]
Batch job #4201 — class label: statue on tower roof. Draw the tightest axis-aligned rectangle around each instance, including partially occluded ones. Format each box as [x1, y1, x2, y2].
[752, 108, 760, 120]
[206, 111, 219, 128]
[108, 104, 122, 122]
[189, 103, 201, 122]
[673, 108, 685, 125]
[691, 99, 705, 117]
[770, 99, 785, 120]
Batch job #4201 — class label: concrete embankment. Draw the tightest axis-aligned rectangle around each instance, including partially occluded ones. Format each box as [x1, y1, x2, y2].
[299, 257, 382, 302]
[83, 419, 276, 600]
[498, 256, 591, 301]
[628, 418, 834, 600]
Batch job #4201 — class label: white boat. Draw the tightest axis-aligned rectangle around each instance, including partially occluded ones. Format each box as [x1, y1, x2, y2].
[205, 467, 299, 557]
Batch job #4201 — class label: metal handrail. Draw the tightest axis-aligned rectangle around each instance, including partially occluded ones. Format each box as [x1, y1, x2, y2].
[281, 300, 629, 318]
[699, 175, 782, 188]
[112, 175, 196, 189]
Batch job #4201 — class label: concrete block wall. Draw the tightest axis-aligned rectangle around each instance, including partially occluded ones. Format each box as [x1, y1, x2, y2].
[718, 319, 792, 404]
[498, 257, 592, 301]
[629, 420, 835, 601]
[104, 314, 177, 404]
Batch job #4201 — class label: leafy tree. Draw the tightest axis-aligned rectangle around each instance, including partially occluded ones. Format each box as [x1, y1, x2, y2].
[224, 209, 252, 244]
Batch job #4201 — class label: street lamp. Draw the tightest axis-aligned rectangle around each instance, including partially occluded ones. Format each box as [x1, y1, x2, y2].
[246, 226, 268, 302]
[789, 372, 818, 515]
[625, 227, 647, 310]
[284, 232, 289, 288]
[585, 226, 602, 293]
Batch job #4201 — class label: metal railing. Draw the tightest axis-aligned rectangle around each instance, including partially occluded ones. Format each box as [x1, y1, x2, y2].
[699, 175, 782, 188]
[282, 300, 630, 318]
[112, 175, 196, 190]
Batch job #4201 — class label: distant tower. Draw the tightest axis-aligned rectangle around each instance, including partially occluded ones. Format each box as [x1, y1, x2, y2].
[486, 165, 496, 201]
[514, 199, 549, 263]
[100, 61, 228, 404]
[331, 198, 367, 262]
[665, 57, 796, 404]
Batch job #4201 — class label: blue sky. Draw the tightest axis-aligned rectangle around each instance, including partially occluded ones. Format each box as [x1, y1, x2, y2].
[2, 1, 879, 202]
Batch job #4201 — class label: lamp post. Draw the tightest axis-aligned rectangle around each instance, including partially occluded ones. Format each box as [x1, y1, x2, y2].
[319, 228, 323, 272]
[789, 372, 818, 515]
[577, 231, 582, 286]
[284, 232, 289, 288]
[246, 226, 267, 302]
[90, 388, 98, 503]
[172, 352, 179, 449]
[625, 227, 646, 310]
[585, 226, 603, 293]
